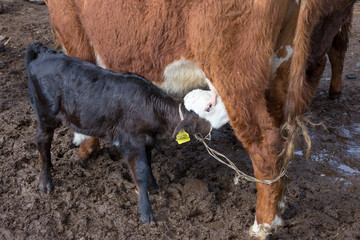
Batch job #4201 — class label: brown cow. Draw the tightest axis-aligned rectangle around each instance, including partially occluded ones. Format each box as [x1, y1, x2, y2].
[268, 0, 354, 126]
[44, 0, 355, 239]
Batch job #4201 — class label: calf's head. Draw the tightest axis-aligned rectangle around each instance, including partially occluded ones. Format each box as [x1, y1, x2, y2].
[184, 89, 229, 129]
[172, 110, 212, 139]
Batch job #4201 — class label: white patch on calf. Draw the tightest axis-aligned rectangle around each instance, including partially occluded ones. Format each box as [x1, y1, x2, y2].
[73, 132, 91, 146]
[184, 89, 229, 129]
[159, 58, 207, 98]
[270, 45, 293, 81]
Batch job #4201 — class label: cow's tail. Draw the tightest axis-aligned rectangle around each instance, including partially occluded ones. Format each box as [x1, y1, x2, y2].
[282, 0, 322, 166]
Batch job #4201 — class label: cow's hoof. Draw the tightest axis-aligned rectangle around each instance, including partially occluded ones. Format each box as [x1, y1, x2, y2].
[249, 222, 271, 240]
[249, 216, 284, 240]
[329, 91, 341, 100]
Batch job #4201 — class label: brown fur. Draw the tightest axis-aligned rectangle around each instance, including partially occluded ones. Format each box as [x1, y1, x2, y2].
[44, 0, 355, 236]
[77, 138, 100, 161]
[268, 0, 355, 166]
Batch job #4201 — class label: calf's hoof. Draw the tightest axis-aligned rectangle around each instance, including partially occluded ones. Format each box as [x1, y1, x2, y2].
[140, 211, 155, 224]
[139, 202, 155, 224]
[38, 175, 53, 192]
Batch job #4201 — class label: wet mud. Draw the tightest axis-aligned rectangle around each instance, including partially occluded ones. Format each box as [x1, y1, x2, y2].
[0, 1, 359, 239]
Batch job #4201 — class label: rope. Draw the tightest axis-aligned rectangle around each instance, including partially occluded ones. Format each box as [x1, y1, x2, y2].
[178, 103, 184, 121]
[195, 131, 287, 185]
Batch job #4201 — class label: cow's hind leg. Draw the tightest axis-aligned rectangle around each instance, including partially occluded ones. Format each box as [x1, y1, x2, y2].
[36, 124, 55, 192]
[306, 56, 327, 98]
[126, 148, 154, 223]
[328, 10, 352, 99]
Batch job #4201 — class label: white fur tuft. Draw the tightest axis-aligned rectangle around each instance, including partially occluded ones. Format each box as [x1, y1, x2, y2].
[278, 197, 287, 215]
[184, 89, 229, 129]
[270, 45, 293, 81]
[95, 50, 107, 69]
[72, 132, 91, 146]
[159, 58, 207, 98]
[250, 216, 284, 240]
[250, 218, 272, 240]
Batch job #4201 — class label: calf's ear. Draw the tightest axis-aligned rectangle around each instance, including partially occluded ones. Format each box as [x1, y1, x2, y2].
[172, 119, 195, 139]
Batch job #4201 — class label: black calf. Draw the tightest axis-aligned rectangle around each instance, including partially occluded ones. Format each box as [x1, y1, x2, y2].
[26, 43, 211, 223]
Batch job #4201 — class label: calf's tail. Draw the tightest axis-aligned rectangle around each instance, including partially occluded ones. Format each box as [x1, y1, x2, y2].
[25, 42, 50, 70]
[26, 42, 49, 119]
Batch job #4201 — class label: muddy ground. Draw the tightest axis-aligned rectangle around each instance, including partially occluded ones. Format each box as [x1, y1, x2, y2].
[0, 1, 359, 239]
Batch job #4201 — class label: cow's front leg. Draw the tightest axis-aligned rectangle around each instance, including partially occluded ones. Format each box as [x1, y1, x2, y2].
[224, 94, 285, 239]
[246, 128, 284, 240]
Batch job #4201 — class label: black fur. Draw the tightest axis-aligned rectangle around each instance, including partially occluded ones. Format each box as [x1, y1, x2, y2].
[26, 43, 211, 224]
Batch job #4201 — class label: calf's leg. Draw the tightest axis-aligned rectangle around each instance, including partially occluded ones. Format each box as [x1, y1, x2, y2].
[36, 125, 54, 192]
[126, 149, 154, 223]
[145, 147, 159, 195]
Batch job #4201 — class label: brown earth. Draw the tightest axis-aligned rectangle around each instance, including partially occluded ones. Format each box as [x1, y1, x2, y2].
[0, 1, 359, 239]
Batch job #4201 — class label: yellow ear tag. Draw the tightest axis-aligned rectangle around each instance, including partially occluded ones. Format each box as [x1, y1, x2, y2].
[176, 130, 190, 144]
